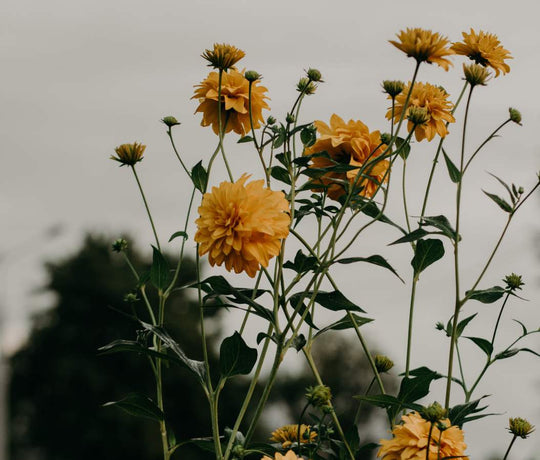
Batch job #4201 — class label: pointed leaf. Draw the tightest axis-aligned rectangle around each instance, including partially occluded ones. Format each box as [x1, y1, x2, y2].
[150, 246, 170, 290]
[98, 339, 180, 364]
[314, 313, 373, 338]
[411, 239, 445, 277]
[389, 227, 430, 245]
[448, 395, 490, 427]
[396, 136, 411, 160]
[283, 250, 319, 274]
[397, 368, 442, 405]
[420, 215, 458, 242]
[191, 160, 208, 192]
[336, 255, 404, 282]
[270, 166, 291, 185]
[237, 135, 254, 144]
[360, 202, 406, 234]
[487, 172, 513, 201]
[169, 231, 188, 242]
[483, 190, 513, 213]
[442, 148, 461, 183]
[219, 331, 257, 378]
[292, 290, 366, 313]
[466, 286, 506, 304]
[465, 336, 493, 356]
[456, 313, 477, 337]
[103, 393, 164, 422]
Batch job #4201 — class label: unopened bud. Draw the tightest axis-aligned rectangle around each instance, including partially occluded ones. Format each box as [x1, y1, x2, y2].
[161, 116, 180, 128]
[306, 385, 332, 407]
[306, 68, 323, 82]
[374, 355, 394, 373]
[297, 77, 317, 95]
[382, 80, 405, 98]
[112, 238, 128, 252]
[420, 402, 447, 423]
[407, 106, 430, 125]
[244, 70, 261, 82]
[380, 133, 392, 145]
[509, 417, 535, 439]
[509, 107, 522, 125]
[463, 63, 491, 87]
[123, 293, 139, 303]
[285, 113, 296, 124]
[267, 116, 276, 125]
[504, 273, 524, 291]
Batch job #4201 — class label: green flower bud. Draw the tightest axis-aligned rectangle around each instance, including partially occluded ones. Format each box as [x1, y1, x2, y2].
[297, 77, 317, 95]
[374, 355, 394, 373]
[463, 63, 491, 87]
[306, 385, 332, 407]
[123, 293, 139, 303]
[407, 106, 430, 125]
[267, 116, 276, 125]
[161, 116, 181, 127]
[112, 238, 128, 252]
[306, 68, 323, 82]
[435, 322, 445, 331]
[244, 70, 261, 82]
[420, 402, 447, 423]
[504, 273, 524, 291]
[382, 80, 405, 98]
[285, 113, 296, 124]
[508, 417, 535, 439]
[509, 107, 522, 125]
[380, 133, 392, 145]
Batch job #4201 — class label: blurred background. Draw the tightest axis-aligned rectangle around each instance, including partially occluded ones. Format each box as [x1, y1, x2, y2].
[1, 0, 539, 459]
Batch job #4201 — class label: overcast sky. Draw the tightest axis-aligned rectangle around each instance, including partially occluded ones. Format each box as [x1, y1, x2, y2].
[2, 0, 539, 458]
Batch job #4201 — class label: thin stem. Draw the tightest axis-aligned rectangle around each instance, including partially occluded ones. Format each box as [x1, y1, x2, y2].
[502, 435, 517, 460]
[426, 422, 434, 460]
[248, 82, 270, 187]
[463, 119, 511, 174]
[167, 128, 190, 177]
[405, 277, 418, 377]
[445, 85, 474, 409]
[217, 69, 234, 182]
[455, 341, 468, 395]
[401, 158, 412, 233]
[491, 292, 511, 346]
[131, 165, 161, 251]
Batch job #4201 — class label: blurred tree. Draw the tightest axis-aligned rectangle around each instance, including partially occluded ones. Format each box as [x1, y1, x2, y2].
[9, 234, 394, 460]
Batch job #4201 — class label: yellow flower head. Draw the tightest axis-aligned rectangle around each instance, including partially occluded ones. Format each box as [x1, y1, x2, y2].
[194, 175, 290, 278]
[262, 451, 302, 460]
[378, 412, 469, 460]
[193, 69, 269, 136]
[389, 28, 454, 70]
[111, 142, 146, 166]
[304, 114, 389, 201]
[451, 29, 512, 77]
[387, 82, 455, 142]
[270, 424, 317, 449]
[201, 43, 245, 71]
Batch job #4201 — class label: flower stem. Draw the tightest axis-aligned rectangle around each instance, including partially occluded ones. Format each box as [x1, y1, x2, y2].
[405, 276, 418, 377]
[502, 435, 517, 460]
[130, 165, 161, 251]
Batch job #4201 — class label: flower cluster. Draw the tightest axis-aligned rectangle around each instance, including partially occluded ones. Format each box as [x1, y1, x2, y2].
[270, 424, 317, 448]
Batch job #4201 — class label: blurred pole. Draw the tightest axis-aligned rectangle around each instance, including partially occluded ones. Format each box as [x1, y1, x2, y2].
[0, 224, 63, 460]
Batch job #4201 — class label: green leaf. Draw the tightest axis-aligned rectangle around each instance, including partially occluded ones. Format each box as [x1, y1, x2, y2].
[140, 322, 207, 384]
[420, 215, 458, 242]
[98, 339, 179, 364]
[336, 255, 404, 282]
[389, 228, 430, 245]
[448, 396, 490, 427]
[169, 231, 188, 242]
[360, 201, 406, 234]
[466, 286, 506, 304]
[191, 160, 208, 192]
[487, 172, 513, 201]
[396, 137, 411, 160]
[411, 239, 445, 277]
[150, 246, 170, 290]
[219, 331, 257, 378]
[283, 250, 319, 274]
[456, 313, 477, 337]
[237, 135, 254, 143]
[494, 348, 519, 360]
[314, 313, 373, 338]
[397, 367, 442, 405]
[270, 166, 291, 185]
[273, 126, 286, 148]
[290, 290, 365, 313]
[103, 393, 164, 422]
[442, 148, 461, 183]
[513, 319, 528, 336]
[483, 190, 513, 213]
[465, 336, 493, 356]
[300, 126, 316, 147]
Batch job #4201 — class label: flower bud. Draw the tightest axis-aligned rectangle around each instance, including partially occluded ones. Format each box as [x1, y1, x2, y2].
[306, 68, 323, 82]
[244, 70, 261, 82]
[111, 142, 146, 166]
[286, 113, 296, 124]
[306, 385, 332, 407]
[267, 116, 276, 125]
[463, 63, 491, 87]
[297, 77, 317, 95]
[161, 116, 180, 127]
[374, 354, 394, 373]
[435, 322, 445, 331]
[112, 238, 128, 252]
[420, 402, 447, 423]
[231, 445, 245, 459]
[504, 273, 524, 291]
[508, 417, 535, 439]
[382, 80, 405, 98]
[407, 106, 430, 125]
[380, 133, 392, 145]
[123, 293, 139, 303]
[518, 186, 524, 194]
[201, 43, 245, 71]
[509, 107, 522, 125]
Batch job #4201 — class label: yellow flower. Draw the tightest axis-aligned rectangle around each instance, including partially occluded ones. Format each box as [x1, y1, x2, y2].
[194, 175, 290, 278]
[378, 412, 469, 460]
[201, 43, 245, 71]
[110, 142, 146, 166]
[262, 451, 302, 460]
[451, 29, 512, 77]
[304, 114, 389, 201]
[387, 82, 455, 142]
[193, 69, 269, 136]
[270, 424, 317, 448]
[389, 28, 454, 70]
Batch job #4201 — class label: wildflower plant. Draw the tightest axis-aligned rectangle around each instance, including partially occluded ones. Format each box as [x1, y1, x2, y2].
[103, 29, 539, 460]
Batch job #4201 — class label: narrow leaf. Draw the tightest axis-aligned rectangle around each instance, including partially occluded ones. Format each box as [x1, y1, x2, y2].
[389, 228, 430, 245]
[456, 313, 477, 337]
[466, 286, 506, 304]
[465, 336, 493, 356]
[103, 393, 164, 422]
[420, 215, 458, 242]
[237, 135, 254, 144]
[311, 291, 365, 313]
[336, 255, 403, 282]
[483, 190, 513, 213]
[314, 314, 373, 338]
[169, 231, 188, 242]
[150, 246, 170, 290]
[442, 148, 461, 183]
[191, 160, 208, 192]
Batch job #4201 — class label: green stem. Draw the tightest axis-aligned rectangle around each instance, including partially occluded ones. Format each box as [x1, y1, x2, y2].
[502, 435, 517, 460]
[455, 341, 468, 395]
[131, 165, 161, 251]
[195, 248, 212, 391]
[444, 85, 474, 409]
[217, 69, 234, 182]
[426, 422, 434, 460]
[156, 294, 170, 460]
[401, 157, 411, 233]
[167, 128, 190, 177]
[491, 292, 511, 346]
[248, 82, 270, 187]
[405, 276, 418, 377]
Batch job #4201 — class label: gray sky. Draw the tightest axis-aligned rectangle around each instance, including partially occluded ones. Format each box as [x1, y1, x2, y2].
[2, 0, 539, 458]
